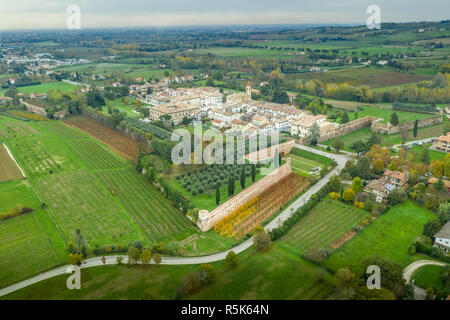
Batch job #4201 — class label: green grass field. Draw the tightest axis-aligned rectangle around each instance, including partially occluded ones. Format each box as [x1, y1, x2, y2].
[286, 153, 322, 176]
[322, 121, 446, 151]
[193, 47, 300, 59]
[410, 145, 447, 162]
[330, 105, 434, 124]
[18, 82, 78, 94]
[0, 179, 67, 289]
[0, 116, 198, 288]
[56, 63, 174, 79]
[102, 98, 142, 118]
[281, 198, 371, 255]
[413, 265, 446, 291]
[2, 244, 333, 300]
[286, 147, 332, 176]
[324, 201, 436, 275]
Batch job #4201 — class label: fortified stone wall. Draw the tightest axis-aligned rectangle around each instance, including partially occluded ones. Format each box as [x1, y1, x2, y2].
[316, 116, 382, 143]
[244, 140, 295, 162]
[371, 115, 443, 135]
[197, 158, 293, 231]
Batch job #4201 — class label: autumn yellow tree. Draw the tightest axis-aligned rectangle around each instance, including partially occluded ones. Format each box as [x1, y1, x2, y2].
[342, 189, 355, 202]
[373, 159, 385, 174]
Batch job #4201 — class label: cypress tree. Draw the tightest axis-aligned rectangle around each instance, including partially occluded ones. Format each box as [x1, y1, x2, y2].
[227, 176, 232, 197]
[231, 176, 235, 195]
[251, 164, 256, 182]
[215, 183, 220, 205]
[240, 166, 246, 189]
[413, 119, 419, 138]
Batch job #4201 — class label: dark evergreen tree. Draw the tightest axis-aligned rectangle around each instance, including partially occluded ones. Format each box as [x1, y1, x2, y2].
[413, 119, 419, 138]
[215, 183, 220, 205]
[390, 112, 399, 126]
[240, 166, 246, 189]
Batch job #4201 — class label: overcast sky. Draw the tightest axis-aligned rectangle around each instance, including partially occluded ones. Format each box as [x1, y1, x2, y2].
[0, 0, 448, 30]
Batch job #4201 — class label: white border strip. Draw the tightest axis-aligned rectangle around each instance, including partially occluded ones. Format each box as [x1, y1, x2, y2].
[2, 143, 26, 178]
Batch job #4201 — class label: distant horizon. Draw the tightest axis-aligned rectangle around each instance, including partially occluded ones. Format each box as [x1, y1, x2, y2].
[0, 20, 448, 33]
[0, 0, 448, 31]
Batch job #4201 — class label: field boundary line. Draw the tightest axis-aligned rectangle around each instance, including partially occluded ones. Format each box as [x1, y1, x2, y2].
[2, 143, 26, 178]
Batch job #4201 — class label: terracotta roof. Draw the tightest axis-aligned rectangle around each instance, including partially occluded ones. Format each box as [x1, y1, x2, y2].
[383, 170, 407, 181]
[428, 177, 450, 189]
[436, 133, 450, 143]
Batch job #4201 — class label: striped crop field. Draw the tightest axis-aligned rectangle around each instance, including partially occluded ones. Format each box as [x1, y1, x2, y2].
[64, 116, 148, 160]
[0, 115, 196, 251]
[0, 143, 23, 182]
[281, 198, 371, 255]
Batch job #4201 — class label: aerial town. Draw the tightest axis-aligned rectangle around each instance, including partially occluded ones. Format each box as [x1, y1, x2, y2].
[0, 1, 449, 311]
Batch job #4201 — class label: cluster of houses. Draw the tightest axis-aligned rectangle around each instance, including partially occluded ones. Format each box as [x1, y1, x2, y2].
[364, 170, 408, 203]
[1, 53, 89, 77]
[434, 132, 450, 153]
[142, 82, 338, 138]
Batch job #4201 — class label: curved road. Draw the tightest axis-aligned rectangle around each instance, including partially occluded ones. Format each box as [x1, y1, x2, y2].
[403, 259, 447, 283]
[0, 145, 349, 298]
[402, 260, 447, 300]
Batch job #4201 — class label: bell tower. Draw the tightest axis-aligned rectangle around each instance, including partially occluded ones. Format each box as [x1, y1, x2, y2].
[246, 81, 252, 99]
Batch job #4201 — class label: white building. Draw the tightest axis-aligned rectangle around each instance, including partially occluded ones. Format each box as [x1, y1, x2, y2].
[290, 114, 327, 137]
[434, 221, 450, 253]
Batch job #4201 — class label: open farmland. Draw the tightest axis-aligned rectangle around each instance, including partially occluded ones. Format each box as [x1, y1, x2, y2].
[17, 81, 78, 94]
[324, 201, 436, 275]
[0, 116, 196, 268]
[3, 245, 334, 300]
[280, 198, 371, 255]
[0, 143, 23, 182]
[0, 179, 67, 288]
[64, 116, 148, 160]
[297, 67, 431, 88]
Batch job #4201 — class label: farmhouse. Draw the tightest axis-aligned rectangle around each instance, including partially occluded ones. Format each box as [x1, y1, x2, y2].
[382, 170, 408, 188]
[364, 179, 390, 202]
[434, 133, 450, 152]
[434, 221, 450, 253]
[147, 103, 200, 125]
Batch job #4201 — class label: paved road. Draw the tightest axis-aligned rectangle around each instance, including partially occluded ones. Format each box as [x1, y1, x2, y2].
[0, 145, 349, 298]
[402, 260, 447, 300]
[392, 137, 437, 150]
